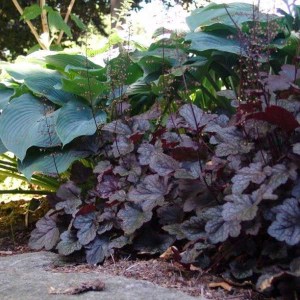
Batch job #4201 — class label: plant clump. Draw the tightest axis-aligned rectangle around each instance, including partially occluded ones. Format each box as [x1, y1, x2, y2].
[1, 2, 300, 298]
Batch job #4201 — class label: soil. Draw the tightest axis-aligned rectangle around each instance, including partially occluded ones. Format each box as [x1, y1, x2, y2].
[0, 228, 269, 300]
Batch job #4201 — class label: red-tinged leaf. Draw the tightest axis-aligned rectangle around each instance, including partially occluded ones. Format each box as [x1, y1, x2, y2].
[129, 132, 143, 144]
[151, 128, 167, 142]
[170, 147, 199, 161]
[76, 204, 96, 216]
[248, 105, 299, 132]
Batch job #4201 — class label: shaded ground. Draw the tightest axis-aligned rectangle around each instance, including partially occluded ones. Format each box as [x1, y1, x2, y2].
[0, 228, 269, 300]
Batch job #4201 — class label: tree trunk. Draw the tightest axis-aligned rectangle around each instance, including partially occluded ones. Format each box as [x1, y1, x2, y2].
[110, 0, 122, 29]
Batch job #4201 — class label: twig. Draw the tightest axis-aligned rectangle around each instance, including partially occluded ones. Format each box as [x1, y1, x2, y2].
[56, 0, 76, 44]
[11, 0, 47, 50]
[40, 0, 50, 46]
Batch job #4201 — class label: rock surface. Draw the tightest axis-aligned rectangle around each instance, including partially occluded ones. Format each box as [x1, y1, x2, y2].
[0, 251, 200, 300]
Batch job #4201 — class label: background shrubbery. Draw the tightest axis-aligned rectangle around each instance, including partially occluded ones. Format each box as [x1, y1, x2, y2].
[0, 1, 300, 298]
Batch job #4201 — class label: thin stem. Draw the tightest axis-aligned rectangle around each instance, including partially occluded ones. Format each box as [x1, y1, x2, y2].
[40, 0, 49, 36]
[56, 0, 76, 44]
[11, 0, 47, 50]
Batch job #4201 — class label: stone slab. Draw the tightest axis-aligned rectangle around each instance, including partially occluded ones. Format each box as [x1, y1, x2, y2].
[0, 251, 201, 300]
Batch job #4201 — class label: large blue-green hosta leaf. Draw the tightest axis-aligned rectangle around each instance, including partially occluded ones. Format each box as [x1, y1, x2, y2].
[0, 139, 7, 154]
[186, 2, 275, 31]
[56, 99, 107, 146]
[185, 32, 244, 55]
[0, 94, 61, 161]
[45, 53, 100, 71]
[18, 149, 88, 180]
[3, 64, 74, 105]
[0, 85, 14, 110]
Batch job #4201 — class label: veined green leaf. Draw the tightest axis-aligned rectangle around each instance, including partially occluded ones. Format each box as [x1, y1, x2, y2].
[48, 11, 72, 38]
[45, 53, 100, 71]
[56, 99, 107, 146]
[21, 4, 42, 21]
[0, 94, 61, 161]
[185, 32, 243, 55]
[186, 2, 275, 31]
[70, 13, 86, 30]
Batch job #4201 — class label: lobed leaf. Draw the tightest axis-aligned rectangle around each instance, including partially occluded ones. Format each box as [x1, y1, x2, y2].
[268, 198, 300, 246]
[73, 212, 98, 245]
[56, 231, 82, 255]
[28, 211, 60, 250]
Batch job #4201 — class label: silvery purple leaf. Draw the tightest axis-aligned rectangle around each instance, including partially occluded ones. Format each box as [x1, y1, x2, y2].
[109, 235, 133, 249]
[94, 160, 112, 175]
[180, 216, 207, 241]
[232, 162, 266, 194]
[131, 118, 151, 132]
[85, 235, 111, 265]
[117, 203, 153, 235]
[223, 194, 258, 222]
[102, 120, 132, 135]
[179, 104, 216, 130]
[205, 206, 241, 244]
[149, 152, 179, 176]
[96, 175, 120, 199]
[56, 230, 82, 255]
[55, 181, 82, 215]
[137, 142, 156, 165]
[29, 210, 60, 250]
[128, 174, 169, 206]
[166, 113, 187, 129]
[268, 198, 300, 246]
[112, 136, 134, 157]
[73, 212, 98, 245]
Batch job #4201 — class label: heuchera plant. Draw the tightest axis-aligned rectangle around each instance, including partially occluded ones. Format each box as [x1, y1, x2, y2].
[29, 71, 300, 292]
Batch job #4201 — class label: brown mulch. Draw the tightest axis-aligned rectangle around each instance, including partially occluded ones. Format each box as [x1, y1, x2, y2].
[0, 230, 269, 300]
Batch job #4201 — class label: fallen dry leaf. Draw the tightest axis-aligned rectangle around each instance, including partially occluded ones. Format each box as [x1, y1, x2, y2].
[208, 281, 232, 291]
[48, 279, 105, 295]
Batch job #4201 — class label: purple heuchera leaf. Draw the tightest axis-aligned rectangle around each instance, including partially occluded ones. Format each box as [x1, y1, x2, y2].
[85, 235, 111, 265]
[205, 206, 241, 244]
[29, 210, 60, 250]
[223, 194, 258, 222]
[137, 142, 155, 165]
[96, 175, 120, 199]
[166, 113, 187, 129]
[232, 162, 266, 194]
[73, 212, 98, 245]
[255, 164, 290, 200]
[128, 174, 169, 210]
[117, 203, 153, 235]
[55, 181, 82, 215]
[112, 136, 134, 157]
[131, 118, 151, 132]
[268, 198, 300, 246]
[94, 160, 112, 174]
[149, 152, 179, 176]
[56, 230, 82, 255]
[179, 104, 216, 131]
[102, 120, 132, 135]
